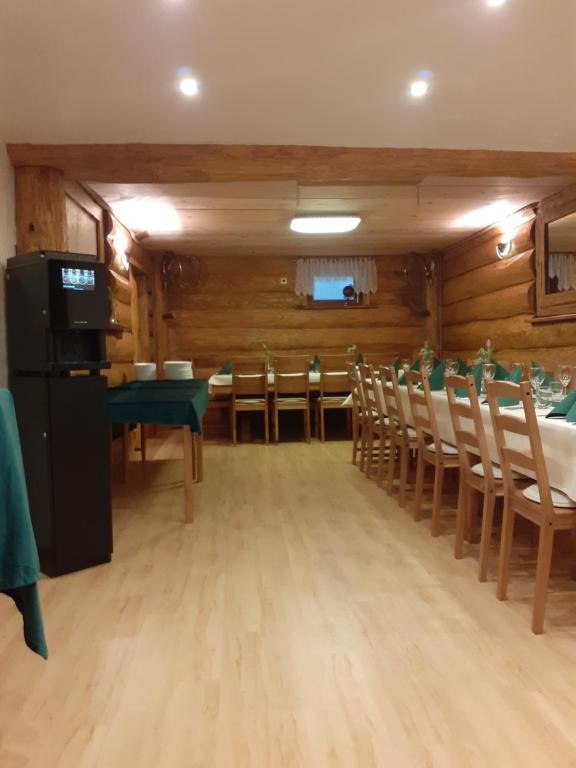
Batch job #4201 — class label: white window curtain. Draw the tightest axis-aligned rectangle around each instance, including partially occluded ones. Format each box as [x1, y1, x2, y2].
[295, 257, 378, 296]
[549, 252, 576, 292]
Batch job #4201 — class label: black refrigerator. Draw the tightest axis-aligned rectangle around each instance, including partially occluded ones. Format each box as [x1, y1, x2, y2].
[7, 251, 113, 577]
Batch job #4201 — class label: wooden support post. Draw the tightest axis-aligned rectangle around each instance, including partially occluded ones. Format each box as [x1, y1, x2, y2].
[182, 426, 194, 523]
[15, 166, 68, 253]
[152, 268, 167, 378]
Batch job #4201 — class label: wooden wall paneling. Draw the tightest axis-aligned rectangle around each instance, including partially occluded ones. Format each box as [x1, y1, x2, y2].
[15, 167, 68, 254]
[443, 282, 535, 326]
[443, 249, 535, 306]
[65, 196, 98, 256]
[152, 267, 167, 376]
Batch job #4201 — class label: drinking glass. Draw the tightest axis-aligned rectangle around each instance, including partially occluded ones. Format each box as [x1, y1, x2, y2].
[513, 362, 525, 377]
[557, 364, 572, 396]
[529, 364, 545, 405]
[400, 359, 411, 375]
[481, 363, 496, 395]
[550, 380, 564, 405]
[538, 386, 552, 410]
[445, 358, 459, 376]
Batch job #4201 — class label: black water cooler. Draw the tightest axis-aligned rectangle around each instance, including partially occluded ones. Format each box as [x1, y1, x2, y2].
[7, 251, 113, 576]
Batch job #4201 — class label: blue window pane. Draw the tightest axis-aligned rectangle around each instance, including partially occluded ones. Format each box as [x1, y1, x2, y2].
[313, 276, 354, 301]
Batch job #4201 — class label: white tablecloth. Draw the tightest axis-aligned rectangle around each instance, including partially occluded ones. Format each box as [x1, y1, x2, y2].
[345, 387, 576, 502]
[209, 372, 323, 388]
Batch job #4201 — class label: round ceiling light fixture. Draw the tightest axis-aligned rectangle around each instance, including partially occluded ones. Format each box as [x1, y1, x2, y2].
[179, 77, 199, 96]
[289, 216, 361, 234]
[487, 0, 506, 6]
[409, 80, 429, 98]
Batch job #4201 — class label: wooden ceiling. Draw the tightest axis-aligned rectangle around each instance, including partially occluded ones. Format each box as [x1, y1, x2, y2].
[89, 176, 574, 256]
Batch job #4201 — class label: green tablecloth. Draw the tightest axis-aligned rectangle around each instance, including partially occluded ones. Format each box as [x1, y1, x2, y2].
[0, 389, 47, 659]
[107, 380, 209, 432]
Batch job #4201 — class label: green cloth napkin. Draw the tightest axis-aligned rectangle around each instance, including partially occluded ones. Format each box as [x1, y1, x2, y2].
[398, 358, 420, 386]
[356, 353, 364, 365]
[219, 360, 232, 375]
[309, 354, 320, 373]
[0, 389, 47, 659]
[427, 359, 470, 391]
[392, 357, 401, 374]
[496, 365, 523, 407]
[456, 360, 508, 398]
[547, 389, 576, 420]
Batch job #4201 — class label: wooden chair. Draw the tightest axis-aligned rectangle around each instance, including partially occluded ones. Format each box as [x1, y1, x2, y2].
[347, 362, 367, 468]
[316, 354, 355, 442]
[445, 374, 507, 581]
[405, 370, 460, 536]
[486, 379, 576, 634]
[231, 359, 269, 445]
[272, 355, 311, 442]
[379, 365, 418, 508]
[358, 364, 389, 485]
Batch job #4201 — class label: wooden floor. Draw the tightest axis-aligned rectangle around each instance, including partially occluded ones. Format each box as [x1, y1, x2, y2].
[2, 435, 576, 767]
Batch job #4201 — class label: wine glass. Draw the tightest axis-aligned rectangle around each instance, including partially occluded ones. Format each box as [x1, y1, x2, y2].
[481, 363, 496, 395]
[550, 380, 564, 405]
[529, 364, 545, 405]
[557, 364, 572, 396]
[445, 358, 459, 376]
[538, 386, 552, 410]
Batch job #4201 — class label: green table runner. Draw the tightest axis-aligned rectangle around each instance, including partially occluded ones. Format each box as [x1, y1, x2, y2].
[107, 379, 209, 432]
[0, 389, 47, 659]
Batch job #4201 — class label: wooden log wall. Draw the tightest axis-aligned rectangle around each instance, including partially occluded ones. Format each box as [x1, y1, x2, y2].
[165, 254, 428, 377]
[442, 212, 576, 368]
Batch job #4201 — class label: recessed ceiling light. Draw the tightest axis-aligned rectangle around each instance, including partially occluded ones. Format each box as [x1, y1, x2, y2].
[290, 216, 361, 234]
[487, 0, 506, 6]
[410, 80, 429, 98]
[453, 201, 517, 229]
[179, 77, 199, 96]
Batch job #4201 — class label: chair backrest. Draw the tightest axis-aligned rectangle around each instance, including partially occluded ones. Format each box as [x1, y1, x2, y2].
[231, 358, 268, 398]
[486, 379, 555, 519]
[379, 365, 409, 440]
[319, 354, 355, 395]
[405, 369, 442, 451]
[445, 373, 495, 483]
[358, 364, 386, 424]
[272, 355, 310, 397]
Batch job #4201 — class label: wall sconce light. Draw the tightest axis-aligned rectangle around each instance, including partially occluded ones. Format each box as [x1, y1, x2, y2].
[496, 240, 513, 260]
[107, 227, 130, 273]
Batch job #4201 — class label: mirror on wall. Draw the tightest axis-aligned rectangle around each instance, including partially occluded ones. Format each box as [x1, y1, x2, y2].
[546, 211, 576, 295]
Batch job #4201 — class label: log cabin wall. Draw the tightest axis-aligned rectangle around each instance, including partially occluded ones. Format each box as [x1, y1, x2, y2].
[164, 254, 428, 376]
[442, 209, 576, 367]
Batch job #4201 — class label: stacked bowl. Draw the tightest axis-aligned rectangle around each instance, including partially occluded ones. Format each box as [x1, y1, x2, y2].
[135, 362, 157, 381]
[164, 360, 194, 380]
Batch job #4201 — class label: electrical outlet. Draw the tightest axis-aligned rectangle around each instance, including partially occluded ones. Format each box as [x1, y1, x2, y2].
[280, 277, 288, 285]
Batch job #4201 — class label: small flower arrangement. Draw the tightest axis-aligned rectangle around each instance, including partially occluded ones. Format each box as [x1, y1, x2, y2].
[477, 338, 494, 365]
[347, 344, 357, 354]
[262, 343, 271, 369]
[419, 340, 435, 374]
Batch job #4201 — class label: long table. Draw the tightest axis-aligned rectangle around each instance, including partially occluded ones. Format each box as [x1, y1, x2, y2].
[209, 371, 322, 396]
[107, 380, 209, 523]
[346, 386, 576, 503]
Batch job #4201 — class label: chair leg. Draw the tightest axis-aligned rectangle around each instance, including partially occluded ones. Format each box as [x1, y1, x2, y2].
[497, 498, 515, 601]
[359, 424, 367, 472]
[398, 442, 410, 508]
[320, 404, 326, 443]
[264, 407, 270, 445]
[232, 407, 237, 446]
[430, 463, 445, 537]
[305, 406, 311, 443]
[365, 428, 374, 479]
[532, 523, 555, 635]
[387, 435, 397, 495]
[454, 476, 468, 560]
[351, 414, 359, 465]
[274, 405, 279, 442]
[413, 450, 425, 522]
[478, 491, 496, 582]
[376, 431, 386, 488]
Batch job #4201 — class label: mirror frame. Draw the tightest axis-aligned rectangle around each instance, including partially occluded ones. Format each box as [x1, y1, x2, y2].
[535, 184, 576, 319]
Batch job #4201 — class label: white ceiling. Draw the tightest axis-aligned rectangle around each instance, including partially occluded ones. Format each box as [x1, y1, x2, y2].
[90, 177, 570, 256]
[1, 0, 575, 151]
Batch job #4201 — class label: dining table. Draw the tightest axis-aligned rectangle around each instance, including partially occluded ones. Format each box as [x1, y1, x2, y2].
[107, 379, 209, 523]
[208, 371, 323, 396]
[344, 385, 576, 503]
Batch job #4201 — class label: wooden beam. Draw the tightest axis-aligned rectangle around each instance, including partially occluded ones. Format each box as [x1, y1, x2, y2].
[15, 166, 68, 253]
[7, 144, 576, 184]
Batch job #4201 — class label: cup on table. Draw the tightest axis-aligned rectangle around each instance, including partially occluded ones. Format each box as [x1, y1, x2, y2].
[529, 364, 545, 401]
[538, 386, 553, 410]
[513, 362, 525, 378]
[557, 364, 573, 396]
[550, 381, 564, 404]
[481, 363, 496, 394]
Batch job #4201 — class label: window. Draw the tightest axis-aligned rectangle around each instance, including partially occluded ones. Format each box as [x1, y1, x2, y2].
[312, 276, 354, 302]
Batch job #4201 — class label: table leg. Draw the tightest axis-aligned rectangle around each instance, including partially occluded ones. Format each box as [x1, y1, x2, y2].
[182, 425, 194, 524]
[140, 424, 147, 463]
[193, 432, 204, 483]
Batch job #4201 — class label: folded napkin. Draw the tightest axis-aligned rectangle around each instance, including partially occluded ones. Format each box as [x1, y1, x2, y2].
[392, 357, 401, 374]
[456, 360, 508, 398]
[356, 353, 364, 365]
[428, 359, 470, 391]
[547, 389, 576, 420]
[219, 360, 232, 375]
[496, 364, 523, 407]
[309, 354, 320, 373]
